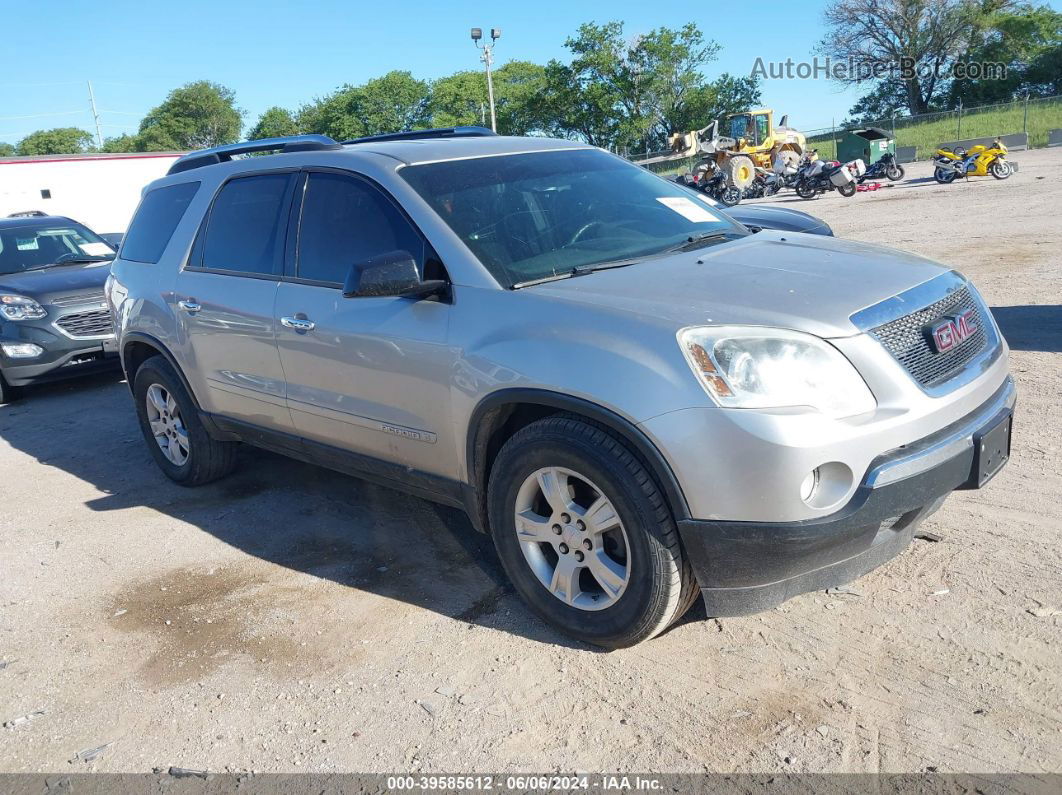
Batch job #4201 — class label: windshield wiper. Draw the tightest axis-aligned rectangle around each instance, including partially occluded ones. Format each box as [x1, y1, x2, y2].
[662, 231, 737, 254]
[511, 257, 641, 289]
[53, 255, 113, 264]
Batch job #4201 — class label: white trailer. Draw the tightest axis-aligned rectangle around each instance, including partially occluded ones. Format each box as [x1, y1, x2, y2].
[0, 152, 183, 235]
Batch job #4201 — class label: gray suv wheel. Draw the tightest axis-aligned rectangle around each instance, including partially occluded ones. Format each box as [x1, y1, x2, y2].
[488, 415, 698, 648]
[133, 356, 239, 486]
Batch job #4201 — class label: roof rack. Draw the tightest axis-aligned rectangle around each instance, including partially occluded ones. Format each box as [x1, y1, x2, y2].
[343, 126, 497, 145]
[166, 134, 343, 175]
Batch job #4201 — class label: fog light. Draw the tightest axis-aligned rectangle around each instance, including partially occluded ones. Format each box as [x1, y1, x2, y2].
[2, 342, 43, 358]
[800, 469, 820, 502]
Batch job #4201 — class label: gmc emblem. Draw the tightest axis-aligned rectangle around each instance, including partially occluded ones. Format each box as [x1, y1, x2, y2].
[927, 309, 978, 353]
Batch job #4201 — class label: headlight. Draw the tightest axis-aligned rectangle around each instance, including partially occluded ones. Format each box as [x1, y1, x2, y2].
[0, 295, 47, 321]
[678, 326, 876, 419]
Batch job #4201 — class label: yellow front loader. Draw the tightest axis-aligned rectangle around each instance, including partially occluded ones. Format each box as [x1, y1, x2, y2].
[661, 109, 807, 190]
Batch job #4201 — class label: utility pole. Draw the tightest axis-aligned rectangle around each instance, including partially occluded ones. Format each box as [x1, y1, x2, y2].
[471, 27, 500, 132]
[87, 80, 103, 150]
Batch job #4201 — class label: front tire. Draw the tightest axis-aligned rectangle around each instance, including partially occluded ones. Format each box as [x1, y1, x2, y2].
[133, 356, 238, 486]
[487, 415, 697, 648]
[886, 164, 905, 180]
[796, 179, 817, 199]
[990, 160, 1011, 179]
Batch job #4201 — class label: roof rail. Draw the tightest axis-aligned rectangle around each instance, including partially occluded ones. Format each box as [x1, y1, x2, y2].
[166, 134, 343, 175]
[343, 126, 497, 145]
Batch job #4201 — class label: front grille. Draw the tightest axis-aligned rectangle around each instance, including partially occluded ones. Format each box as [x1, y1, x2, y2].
[870, 285, 989, 388]
[51, 291, 106, 308]
[56, 309, 113, 338]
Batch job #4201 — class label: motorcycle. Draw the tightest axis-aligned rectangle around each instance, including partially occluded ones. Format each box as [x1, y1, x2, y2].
[933, 138, 1014, 184]
[795, 157, 859, 199]
[858, 152, 904, 183]
[680, 162, 742, 206]
[741, 168, 785, 199]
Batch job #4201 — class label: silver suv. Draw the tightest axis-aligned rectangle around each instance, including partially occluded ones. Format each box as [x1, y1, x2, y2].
[107, 128, 1014, 647]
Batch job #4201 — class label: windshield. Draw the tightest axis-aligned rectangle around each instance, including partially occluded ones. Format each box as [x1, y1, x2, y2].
[399, 148, 744, 288]
[0, 223, 114, 275]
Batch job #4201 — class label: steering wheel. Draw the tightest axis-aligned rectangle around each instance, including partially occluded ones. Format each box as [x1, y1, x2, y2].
[568, 221, 607, 246]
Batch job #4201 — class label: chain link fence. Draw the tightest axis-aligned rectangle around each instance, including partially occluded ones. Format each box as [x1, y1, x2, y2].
[804, 94, 1062, 161]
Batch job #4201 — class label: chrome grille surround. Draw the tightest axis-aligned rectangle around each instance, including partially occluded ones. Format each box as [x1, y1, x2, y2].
[851, 270, 1002, 396]
[869, 285, 987, 388]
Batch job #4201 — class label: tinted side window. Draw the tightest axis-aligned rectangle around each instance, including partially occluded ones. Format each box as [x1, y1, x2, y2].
[121, 181, 200, 264]
[200, 174, 293, 276]
[296, 172, 424, 285]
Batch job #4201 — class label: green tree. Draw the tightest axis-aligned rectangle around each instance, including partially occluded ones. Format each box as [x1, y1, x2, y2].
[819, 0, 979, 116]
[248, 106, 299, 140]
[537, 21, 749, 153]
[16, 127, 94, 155]
[100, 133, 141, 153]
[299, 71, 430, 140]
[0, 142, 15, 157]
[137, 80, 243, 151]
[429, 60, 546, 134]
[948, 3, 1062, 104]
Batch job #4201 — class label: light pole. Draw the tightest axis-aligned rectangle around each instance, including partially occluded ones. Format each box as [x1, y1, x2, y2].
[471, 27, 500, 132]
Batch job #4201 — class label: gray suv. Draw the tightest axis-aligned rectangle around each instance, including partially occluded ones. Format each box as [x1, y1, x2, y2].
[107, 128, 1014, 648]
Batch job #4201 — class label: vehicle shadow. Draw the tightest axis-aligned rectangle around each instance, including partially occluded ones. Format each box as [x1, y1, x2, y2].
[991, 305, 1062, 353]
[0, 373, 593, 650]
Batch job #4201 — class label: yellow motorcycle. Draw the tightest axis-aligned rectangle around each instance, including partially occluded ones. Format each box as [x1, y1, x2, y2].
[933, 138, 1015, 184]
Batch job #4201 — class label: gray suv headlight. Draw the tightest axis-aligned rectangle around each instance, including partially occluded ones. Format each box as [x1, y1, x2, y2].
[0, 295, 47, 321]
[678, 326, 876, 419]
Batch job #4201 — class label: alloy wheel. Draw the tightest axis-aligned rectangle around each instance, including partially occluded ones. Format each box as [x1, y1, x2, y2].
[145, 383, 190, 466]
[513, 466, 631, 611]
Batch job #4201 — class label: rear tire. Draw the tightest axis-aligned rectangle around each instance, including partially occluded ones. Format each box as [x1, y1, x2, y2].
[133, 356, 238, 486]
[934, 167, 957, 184]
[837, 182, 857, 198]
[487, 415, 697, 648]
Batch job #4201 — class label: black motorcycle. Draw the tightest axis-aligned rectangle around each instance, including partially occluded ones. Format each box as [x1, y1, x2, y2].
[674, 169, 741, 206]
[858, 152, 904, 183]
[795, 159, 857, 199]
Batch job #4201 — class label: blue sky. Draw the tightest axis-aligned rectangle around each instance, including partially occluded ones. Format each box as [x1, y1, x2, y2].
[0, 0, 1024, 144]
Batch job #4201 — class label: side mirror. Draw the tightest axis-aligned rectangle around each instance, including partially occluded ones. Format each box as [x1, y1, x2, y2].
[342, 250, 448, 300]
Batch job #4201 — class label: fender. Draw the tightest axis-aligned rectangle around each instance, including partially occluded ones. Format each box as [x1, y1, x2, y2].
[463, 388, 692, 532]
[120, 331, 236, 441]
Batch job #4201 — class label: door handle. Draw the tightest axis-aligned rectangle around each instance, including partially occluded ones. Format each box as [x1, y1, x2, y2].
[177, 299, 201, 313]
[280, 315, 315, 332]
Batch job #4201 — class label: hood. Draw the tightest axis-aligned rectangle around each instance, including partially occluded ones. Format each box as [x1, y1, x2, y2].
[725, 204, 831, 235]
[528, 230, 949, 338]
[0, 261, 112, 303]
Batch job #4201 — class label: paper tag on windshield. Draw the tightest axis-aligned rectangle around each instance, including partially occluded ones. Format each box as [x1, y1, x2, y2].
[16, 238, 39, 251]
[80, 242, 113, 256]
[656, 196, 721, 223]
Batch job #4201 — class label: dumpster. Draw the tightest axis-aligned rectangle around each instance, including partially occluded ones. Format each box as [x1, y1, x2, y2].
[837, 127, 895, 164]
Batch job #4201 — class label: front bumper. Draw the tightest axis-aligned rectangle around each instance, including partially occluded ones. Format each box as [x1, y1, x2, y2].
[677, 376, 1016, 616]
[1, 322, 119, 387]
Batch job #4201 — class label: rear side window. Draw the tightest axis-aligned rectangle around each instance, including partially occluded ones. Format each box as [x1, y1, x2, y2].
[121, 181, 200, 264]
[199, 173, 293, 276]
[296, 172, 425, 285]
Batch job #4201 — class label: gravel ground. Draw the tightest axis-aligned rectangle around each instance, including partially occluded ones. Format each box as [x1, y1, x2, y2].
[0, 148, 1059, 775]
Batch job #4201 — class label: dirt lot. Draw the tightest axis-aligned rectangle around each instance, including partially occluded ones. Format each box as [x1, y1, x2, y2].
[1, 148, 1059, 776]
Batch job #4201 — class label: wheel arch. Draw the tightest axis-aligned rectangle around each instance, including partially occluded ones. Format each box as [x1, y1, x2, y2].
[463, 389, 691, 533]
